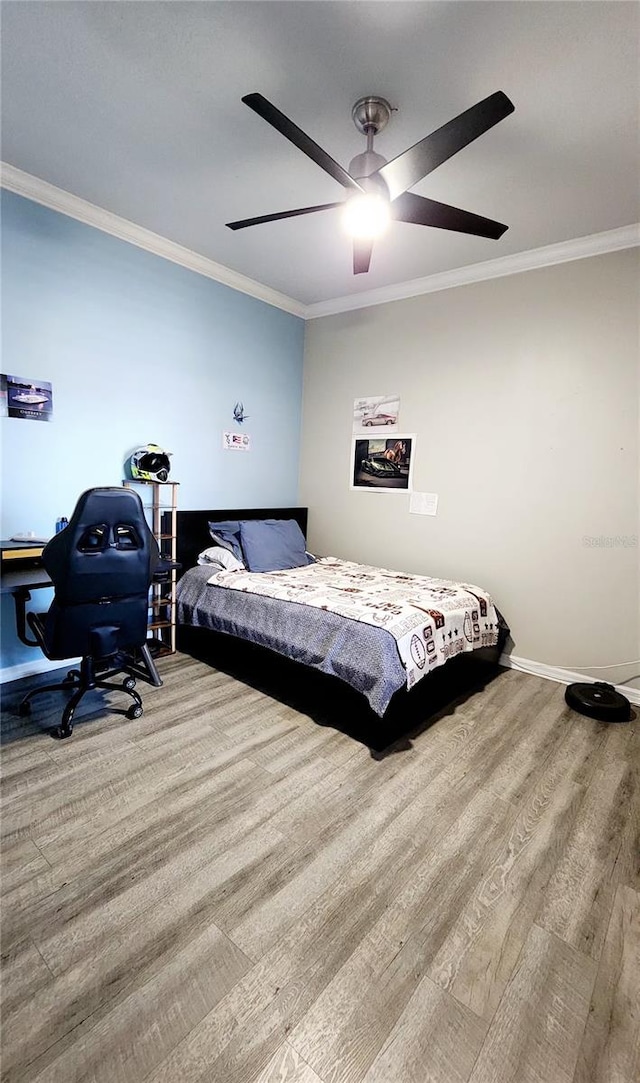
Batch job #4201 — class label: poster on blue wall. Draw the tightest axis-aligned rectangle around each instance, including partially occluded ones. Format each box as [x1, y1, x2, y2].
[0, 374, 53, 421]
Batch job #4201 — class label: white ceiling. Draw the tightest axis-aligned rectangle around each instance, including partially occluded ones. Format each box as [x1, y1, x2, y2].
[2, 1, 638, 308]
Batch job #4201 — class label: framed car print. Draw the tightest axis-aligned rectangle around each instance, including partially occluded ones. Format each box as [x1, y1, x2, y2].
[353, 395, 400, 434]
[350, 434, 415, 492]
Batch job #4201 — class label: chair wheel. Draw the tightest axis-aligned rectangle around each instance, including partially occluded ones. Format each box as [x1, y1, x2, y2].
[126, 704, 143, 720]
[53, 724, 73, 740]
[18, 701, 31, 717]
[123, 676, 136, 692]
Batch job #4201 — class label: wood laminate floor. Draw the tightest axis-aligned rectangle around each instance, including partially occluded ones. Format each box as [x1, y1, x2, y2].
[0, 653, 638, 1083]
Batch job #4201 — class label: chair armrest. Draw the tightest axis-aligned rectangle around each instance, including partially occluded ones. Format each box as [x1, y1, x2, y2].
[12, 587, 41, 647]
[152, 560, 181, 584]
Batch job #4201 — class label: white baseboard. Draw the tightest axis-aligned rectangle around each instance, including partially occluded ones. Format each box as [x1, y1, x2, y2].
[500, 653, 640, 707]
[0, 656, 81, 686]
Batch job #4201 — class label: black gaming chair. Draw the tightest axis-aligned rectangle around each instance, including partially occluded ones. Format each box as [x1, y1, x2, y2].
[17, 487, 160, 739]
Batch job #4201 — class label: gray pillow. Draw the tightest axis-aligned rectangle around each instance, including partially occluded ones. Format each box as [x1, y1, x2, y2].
[208, 520, 243, 561]
[239, 519, 311, 573]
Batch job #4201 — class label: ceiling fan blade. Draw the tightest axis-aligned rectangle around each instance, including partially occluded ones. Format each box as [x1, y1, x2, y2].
[393, 192, 508, 239]
[353, 238, 373, 275]
[226, 202, 342, 231]
[243, 93, 364, 193]
[378, 91, 514, 201]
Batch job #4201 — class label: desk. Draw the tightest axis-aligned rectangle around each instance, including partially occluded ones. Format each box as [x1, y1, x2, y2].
[1, 541, 51, 593]
[1, 541, 164, 687]
[1, 540, 46, 560]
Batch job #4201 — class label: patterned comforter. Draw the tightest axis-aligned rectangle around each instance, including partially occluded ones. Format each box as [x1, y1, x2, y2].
[176, 557, 500, 716]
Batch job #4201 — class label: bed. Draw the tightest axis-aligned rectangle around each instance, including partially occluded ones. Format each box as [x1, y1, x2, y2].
[175, 507, 509, 749]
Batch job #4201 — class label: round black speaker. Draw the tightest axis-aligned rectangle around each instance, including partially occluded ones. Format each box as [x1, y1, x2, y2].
[565, 682, 631, 723]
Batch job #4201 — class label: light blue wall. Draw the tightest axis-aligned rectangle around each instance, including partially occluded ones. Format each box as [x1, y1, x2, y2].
[1, 189, 305, 671]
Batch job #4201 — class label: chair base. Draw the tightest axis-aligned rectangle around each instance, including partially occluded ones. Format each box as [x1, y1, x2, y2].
[19, 655, 144, 739]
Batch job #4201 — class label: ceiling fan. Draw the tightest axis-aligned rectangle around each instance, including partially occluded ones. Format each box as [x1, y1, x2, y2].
[226, 90, 515, 275]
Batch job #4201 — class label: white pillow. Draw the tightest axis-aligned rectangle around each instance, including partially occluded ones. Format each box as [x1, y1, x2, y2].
[197, 545, 245, 571]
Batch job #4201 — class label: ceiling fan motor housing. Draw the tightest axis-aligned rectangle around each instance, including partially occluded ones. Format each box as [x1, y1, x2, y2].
[348, 149, 388, 181]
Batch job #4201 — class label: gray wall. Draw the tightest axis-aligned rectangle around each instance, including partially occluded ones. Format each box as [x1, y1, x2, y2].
[299, 249, 639, 689]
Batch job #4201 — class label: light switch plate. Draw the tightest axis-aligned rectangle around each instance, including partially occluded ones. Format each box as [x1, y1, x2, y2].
[409, 492, 438, 515]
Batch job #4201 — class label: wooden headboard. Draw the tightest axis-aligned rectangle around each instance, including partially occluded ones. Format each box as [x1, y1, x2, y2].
[175, 507, 308, 572]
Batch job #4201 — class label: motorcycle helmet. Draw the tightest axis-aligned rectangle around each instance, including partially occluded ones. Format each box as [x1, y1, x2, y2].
[129, 444, 171, 483]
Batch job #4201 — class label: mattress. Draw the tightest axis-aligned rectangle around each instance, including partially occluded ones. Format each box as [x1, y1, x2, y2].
[176, 557, 501, 716]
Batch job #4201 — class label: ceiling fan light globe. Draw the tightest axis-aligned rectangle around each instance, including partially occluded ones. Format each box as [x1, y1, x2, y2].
[342, 193, 391, 240]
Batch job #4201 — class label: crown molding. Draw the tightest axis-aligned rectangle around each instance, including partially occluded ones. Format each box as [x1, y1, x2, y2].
[304, 224, 640, 319]
[0, 162, 306, 319]
[3, 163, 637, 322]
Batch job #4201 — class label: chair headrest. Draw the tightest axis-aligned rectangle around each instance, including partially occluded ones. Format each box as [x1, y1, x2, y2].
[42, 487, 159, 604]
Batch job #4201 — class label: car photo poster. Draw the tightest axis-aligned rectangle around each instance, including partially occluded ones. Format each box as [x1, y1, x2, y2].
[1, 375, 53, 421]
[351, 434, 415, 493]
[353, 394, 400, 434]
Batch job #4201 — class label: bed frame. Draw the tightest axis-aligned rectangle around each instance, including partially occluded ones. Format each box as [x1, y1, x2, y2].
[175, 507, 507, 753]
